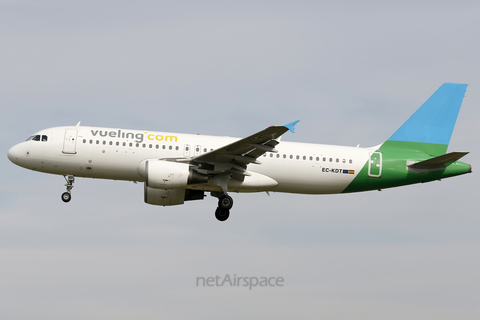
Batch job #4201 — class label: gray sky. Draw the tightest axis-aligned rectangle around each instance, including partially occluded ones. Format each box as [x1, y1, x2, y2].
[1, 1, 479, 319]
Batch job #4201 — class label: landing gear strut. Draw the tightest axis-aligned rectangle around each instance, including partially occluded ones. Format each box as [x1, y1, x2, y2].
[212, 192, 234, 221]
[61, 175, 75, 203]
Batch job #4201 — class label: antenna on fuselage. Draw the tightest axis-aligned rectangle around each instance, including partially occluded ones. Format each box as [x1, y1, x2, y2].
[76, 121, 81, 126]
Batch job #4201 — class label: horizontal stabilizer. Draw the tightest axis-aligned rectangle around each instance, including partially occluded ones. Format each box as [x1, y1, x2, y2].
[407, 152, 469, 170]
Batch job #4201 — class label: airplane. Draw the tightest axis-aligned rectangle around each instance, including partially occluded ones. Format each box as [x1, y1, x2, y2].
[7, 83, 472, 221]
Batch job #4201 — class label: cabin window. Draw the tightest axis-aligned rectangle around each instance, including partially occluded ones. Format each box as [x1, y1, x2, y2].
[136, 143, 139, 147]
[270, 153, 273, 157]
[204, 148, 207, 152]
[142, 144, 146, 148]
[149, 144, 152, 148]
[283, 154, 286, 159]
[169, 146, 172, 150]
[276, 154, 280, 158]
[96, 140, 99, 144]
[116, 142, 119, 146]
[342, 159, 346, 163]
[163, 145, 166, 149]
[316, 157, 319, 161]
[156, 145, 159, 149]
[309, 156, 313, 161]
[89, 140, 93, 144]
[290, 155, 293, 159]
[303, 156, 306, 160]
[129, 143, 133, 147]
[83, 139, 86, 143]
[175, 146, 179, 150]
[196, 147, 200, 152]
[349, 159, 353, 164]
[329, 158, 332, 162]
[323, 157, 326, 162]
[186, 146, 189, 151]
[296, 155, 299, 160]
[123, 142, 126, 147]
[110, 141, 113, 146]
[103, 141, 106, 145]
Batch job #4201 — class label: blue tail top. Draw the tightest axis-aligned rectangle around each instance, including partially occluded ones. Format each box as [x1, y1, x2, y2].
[387, 83, 468, 146]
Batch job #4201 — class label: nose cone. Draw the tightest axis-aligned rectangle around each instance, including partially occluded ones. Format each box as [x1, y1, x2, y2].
[7, 144, 21, 165]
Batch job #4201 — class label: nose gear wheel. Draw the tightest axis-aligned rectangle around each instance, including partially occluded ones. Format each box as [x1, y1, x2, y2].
[61, 192, 71, 202]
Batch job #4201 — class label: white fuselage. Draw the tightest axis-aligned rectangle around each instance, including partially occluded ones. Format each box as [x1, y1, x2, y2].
[8, 126, 373, 194]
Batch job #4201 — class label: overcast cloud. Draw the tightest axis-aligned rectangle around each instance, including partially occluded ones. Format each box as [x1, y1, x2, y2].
[1, 1, 479, 319]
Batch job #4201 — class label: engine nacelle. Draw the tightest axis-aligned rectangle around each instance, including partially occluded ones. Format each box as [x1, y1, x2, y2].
[147, 160, 188, 189]
[138, 159, 208, 189]
[144, 187, 206, 206]
[144, 186, 186, 206]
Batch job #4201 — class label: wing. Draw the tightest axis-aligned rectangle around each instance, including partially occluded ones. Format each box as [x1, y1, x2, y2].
[191, 121, 299, 180]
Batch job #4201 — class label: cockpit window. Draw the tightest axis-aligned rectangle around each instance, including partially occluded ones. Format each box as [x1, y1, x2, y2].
[27, 135, 47, 142]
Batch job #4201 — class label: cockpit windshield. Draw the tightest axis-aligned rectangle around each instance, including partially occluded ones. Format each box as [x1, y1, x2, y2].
[26, 135, 48, 142]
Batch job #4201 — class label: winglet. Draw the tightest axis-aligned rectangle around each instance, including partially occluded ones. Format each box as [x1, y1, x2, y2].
[284, 120, 299, 133]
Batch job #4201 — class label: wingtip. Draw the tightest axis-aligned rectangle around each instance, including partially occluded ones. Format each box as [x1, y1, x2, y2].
[284, 120, 299, 133]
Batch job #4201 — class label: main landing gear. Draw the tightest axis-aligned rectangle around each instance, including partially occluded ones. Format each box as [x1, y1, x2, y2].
[213, 192, 234, 221]
[61, 175, 75, 203]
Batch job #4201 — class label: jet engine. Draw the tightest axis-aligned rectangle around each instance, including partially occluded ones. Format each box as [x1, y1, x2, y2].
[138, 159, 208, 189]
[144, 187, 205, 206]
[139, 160, 208, 206]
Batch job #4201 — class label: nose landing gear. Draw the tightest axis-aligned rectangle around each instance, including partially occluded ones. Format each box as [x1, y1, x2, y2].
[61, 175, 75, 203]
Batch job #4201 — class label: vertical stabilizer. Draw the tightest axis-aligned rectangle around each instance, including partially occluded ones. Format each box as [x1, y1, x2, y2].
[381, 83, 467, 156]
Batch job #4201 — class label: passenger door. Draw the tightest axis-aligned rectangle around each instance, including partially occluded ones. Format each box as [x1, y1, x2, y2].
[368, 152, 382, 177]
[63, 129, 78, 154]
